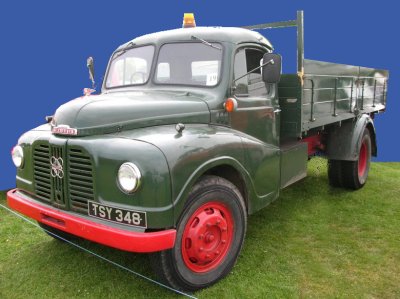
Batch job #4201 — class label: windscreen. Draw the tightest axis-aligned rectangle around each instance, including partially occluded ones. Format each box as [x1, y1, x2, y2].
[106, 45, 155, 88]
[155, 42, 222, 87]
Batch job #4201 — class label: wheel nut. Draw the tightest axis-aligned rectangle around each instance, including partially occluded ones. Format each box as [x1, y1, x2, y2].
[199, 234, 204, 240]
[221, 240, 226, 244]
[216, 220, 221, 225]
[206, 223, 211, 228]
[206, 254, 210, 258]
[199, 247, 204, 252]
[205, 234, 215, 243]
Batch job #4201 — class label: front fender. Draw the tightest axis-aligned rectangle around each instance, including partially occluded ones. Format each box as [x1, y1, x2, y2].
[327, 114, 376, 161]
[172, 156, 252, 222]
[117, 124, 247, 224]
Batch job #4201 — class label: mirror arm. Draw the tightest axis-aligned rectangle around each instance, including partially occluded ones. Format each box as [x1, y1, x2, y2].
[232, 59, 274, 84]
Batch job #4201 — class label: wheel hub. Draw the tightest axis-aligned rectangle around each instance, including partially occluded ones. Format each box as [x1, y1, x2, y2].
[358, 140, 367, 177]
[181, 202, 234, 273]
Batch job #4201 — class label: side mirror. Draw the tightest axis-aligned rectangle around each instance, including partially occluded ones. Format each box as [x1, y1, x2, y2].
[262, 53, 282, 84]
[87, 57, 95, 87]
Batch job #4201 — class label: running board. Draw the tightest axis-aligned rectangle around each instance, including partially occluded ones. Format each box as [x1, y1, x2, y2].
[280, 142, 308, 189]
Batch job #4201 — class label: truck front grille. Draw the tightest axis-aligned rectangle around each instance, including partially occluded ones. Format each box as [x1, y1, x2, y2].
[68, 147, 95, 213]
[33, 144, 52, 202]
[32, 143, 95, 214]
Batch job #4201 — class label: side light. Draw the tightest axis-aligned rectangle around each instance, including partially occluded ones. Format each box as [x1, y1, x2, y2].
[224, 98, 238, 113]
[12, 145, 24, 168]
[183, 13, 196, 28]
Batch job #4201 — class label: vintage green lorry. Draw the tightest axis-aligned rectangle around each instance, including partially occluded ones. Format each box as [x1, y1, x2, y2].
[8, 11, 388, 291]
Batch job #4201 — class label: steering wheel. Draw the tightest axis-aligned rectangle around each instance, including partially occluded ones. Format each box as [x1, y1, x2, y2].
[130, 72, 147, 84]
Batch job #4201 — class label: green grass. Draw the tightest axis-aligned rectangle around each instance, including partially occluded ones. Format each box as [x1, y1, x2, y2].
[1, 159, 400, 298]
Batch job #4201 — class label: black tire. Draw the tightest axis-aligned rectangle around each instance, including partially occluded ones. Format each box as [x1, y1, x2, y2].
[341, 128, 372, 189]
[328, 159, 343, 187]
[150, 175, 247, 291]
[38, 222, 77, 242]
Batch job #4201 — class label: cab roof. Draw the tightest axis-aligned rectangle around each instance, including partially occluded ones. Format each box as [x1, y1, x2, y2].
[116, 27, 273, 51]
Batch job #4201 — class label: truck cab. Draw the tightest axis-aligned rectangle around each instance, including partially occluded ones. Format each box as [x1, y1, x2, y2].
[8, 12, 388, 291]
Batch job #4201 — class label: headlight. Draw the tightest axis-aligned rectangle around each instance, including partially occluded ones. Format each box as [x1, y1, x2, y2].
[117, 162, 141, 193]
[12, 145, 24, 168]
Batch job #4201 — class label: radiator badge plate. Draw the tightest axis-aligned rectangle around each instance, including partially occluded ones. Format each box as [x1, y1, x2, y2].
[52, 125, 78, 136]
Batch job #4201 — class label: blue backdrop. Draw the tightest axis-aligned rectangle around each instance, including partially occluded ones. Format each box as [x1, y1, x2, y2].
[0, 1, 398, 190]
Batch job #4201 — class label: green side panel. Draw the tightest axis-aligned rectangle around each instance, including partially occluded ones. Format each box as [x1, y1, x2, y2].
[278, 60, 388, 137]
[278, 74, 302, 140]
[301, 59, 388, 132]
[358, 66, 389, 110]
[280, 142, 308, 189]
[231, 96, 279, 146]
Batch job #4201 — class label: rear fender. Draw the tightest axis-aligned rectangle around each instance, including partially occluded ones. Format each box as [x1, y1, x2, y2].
[327, 114, 376, 161]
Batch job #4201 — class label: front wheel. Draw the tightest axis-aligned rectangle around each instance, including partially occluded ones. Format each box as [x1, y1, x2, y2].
[151, 175, 247, 291]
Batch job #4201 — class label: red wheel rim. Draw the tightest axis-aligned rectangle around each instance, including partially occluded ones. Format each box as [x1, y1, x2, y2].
[181, 201, 234, 273]
[358, 140, 367, 177]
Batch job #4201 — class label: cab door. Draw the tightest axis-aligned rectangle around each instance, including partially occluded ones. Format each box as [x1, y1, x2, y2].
[230, 45, 281, 209]
[230, 46, 280, 146]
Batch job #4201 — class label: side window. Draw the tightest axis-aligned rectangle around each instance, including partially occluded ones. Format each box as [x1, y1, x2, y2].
[234, 48, 268, 97]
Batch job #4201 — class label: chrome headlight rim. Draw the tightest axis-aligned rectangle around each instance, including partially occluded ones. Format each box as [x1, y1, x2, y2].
[11, 145, 24, 168]
[117, 162, 142, 194]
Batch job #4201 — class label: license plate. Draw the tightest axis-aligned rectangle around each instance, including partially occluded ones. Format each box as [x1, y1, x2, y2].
[88, 201, 147, 228]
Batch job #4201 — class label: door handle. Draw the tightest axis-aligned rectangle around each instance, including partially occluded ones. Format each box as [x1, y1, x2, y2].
[274, 109, 281, 113]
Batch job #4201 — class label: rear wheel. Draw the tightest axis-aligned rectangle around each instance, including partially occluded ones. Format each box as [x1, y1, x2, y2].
[328, 128, 372, 190]
[341, 129, 372, 189]
[150, 175, 247, 291]
[328, 159, 343, 187]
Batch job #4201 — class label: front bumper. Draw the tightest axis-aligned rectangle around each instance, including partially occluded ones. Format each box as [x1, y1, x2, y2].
[7, 189, 176, 253]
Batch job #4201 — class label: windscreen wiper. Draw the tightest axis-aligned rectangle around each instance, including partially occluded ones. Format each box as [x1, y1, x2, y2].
[191, 36, 222, 51]
[111, 41, 136, 61]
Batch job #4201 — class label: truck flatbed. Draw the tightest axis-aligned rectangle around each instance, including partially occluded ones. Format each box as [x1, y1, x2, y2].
[279, 59, 388, 138]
